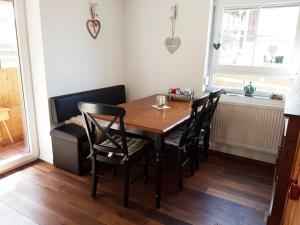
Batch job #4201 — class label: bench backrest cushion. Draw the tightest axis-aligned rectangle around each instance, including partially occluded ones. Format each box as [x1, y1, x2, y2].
[50, 85, 126, 124]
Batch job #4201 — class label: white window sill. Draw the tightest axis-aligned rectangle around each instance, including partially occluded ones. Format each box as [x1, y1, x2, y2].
[219, 94, 285, 110]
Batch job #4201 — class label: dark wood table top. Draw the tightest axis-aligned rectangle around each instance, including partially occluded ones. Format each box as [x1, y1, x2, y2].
[95, 95, 195, 134]
[120, 95, 193, 134]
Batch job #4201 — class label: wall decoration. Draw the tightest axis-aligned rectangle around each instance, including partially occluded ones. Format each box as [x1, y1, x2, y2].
[213, 42, 221, 50]
[213, 35, 222, 50]
[86, 2, 101, 39]
[165, 5, 181, 54]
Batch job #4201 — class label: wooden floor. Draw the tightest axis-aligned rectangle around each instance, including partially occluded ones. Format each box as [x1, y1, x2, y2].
[0, 151, 274, 225]
[0, 137, 28, 161]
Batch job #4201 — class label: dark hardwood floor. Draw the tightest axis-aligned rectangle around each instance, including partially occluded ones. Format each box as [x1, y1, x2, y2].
[0, 151, 274, 225]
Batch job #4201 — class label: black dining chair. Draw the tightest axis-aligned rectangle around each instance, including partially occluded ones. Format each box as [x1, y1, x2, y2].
[164, 95, 209, 190]
[202, 89, 223, 158]
[78, 102, 151, 207]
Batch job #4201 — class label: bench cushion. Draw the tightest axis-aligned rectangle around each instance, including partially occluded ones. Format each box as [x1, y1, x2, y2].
[50, 124, 87, 143]
[50, 85, 126, 124]
[100, 135, 148, 156]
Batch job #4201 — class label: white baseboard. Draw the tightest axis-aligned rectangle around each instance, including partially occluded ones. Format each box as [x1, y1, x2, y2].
[210, 141, 277, 164]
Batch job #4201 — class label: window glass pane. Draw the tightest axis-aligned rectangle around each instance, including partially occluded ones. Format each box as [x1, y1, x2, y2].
[213, 73, 244, 89]
[0, 2, 18, 68]
[212, 73, 292, 94]
[253, 38, 295, 67]
[220, 35, 255, 65]
[218, 6, 299, 68]
[253, 6, 299, 67]
[257, 6, 299, 38]
[220, 9, 259, 66]
[245, 76, 292, 93]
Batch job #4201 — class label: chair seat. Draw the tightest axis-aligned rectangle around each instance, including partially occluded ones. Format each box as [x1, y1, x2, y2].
[100, 135, 148, 156]
[165, 127, 206, 147]
[165, 129, 184, 147]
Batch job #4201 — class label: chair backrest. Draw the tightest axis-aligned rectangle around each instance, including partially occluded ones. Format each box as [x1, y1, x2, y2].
[207, 89, 223, 123]
[78, 102, 129, 158]
[179, 95, 209, 147]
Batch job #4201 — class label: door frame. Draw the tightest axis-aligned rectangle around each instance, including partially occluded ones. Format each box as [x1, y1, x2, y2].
[0, 0, 39, 174]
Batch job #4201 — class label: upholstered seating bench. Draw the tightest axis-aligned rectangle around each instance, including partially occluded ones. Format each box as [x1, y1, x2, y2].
[49, 85, 126, 175]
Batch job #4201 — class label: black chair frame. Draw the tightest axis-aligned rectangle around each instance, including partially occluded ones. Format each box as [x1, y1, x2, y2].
[203, 89, 223, 158]
[78, 102, 151, 207]
[168, 95, 209, 190]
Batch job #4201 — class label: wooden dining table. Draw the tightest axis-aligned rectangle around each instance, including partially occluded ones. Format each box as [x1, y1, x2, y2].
[95, 94, 206, 207]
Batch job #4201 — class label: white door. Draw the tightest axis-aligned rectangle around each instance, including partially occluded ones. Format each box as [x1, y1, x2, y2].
[0, 0, 39, 174]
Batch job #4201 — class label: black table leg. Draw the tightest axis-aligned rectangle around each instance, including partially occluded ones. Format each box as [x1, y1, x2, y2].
[154, 133, 163, 208]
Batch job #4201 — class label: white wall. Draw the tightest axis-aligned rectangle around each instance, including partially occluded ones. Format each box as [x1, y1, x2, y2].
[26, 0, 213, 163]
[27, 0, 125, 163]
[123, 0, 213, 100]
[39, 0, 125, 97]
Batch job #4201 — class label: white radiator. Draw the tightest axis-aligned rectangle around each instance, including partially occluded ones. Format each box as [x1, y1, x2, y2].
[210, 96, 285, 162]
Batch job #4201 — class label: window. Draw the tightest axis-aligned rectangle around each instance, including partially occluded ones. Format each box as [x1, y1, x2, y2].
[208, 0, 300, 96]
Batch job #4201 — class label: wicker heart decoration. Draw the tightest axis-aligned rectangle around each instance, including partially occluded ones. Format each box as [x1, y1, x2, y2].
[165, 37, 181, 54]
[86, 19, 101, 39]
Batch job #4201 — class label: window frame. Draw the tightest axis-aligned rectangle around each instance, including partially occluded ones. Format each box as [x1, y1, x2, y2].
[207, 0, 300, 96]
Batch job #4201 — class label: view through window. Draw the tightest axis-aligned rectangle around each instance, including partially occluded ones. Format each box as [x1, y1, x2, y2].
[210, 3, 300, 95]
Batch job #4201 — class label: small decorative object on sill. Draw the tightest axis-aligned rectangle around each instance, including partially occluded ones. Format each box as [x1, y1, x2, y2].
[263, 45, 285, 65]
[167, 88, 194, 101]
[87, 2, 101, 39]
[165, 5, 181, 54]
[271, 93, 284, 100]
[274, 56, 284, 64]
[244, 81, 256, 97]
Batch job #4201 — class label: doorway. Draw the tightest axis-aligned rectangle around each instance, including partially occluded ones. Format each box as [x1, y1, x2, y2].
[0, 0, 39, 173]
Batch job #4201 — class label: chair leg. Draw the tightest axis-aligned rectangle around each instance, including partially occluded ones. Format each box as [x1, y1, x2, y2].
[123, 163, 130, 207]
[189, 156, 194, 176]
[204, 127, 210, 158]
[113, 166, 117, 177]
[177, 148, 183, 191]
[189, 144, 195, 175]
[144, 153, 149, 184]
[91, 157, 98, 198]
[194, 139, 200, 170]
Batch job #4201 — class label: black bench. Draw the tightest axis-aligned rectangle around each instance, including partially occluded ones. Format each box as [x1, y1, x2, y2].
[50, 85, 126, 175]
